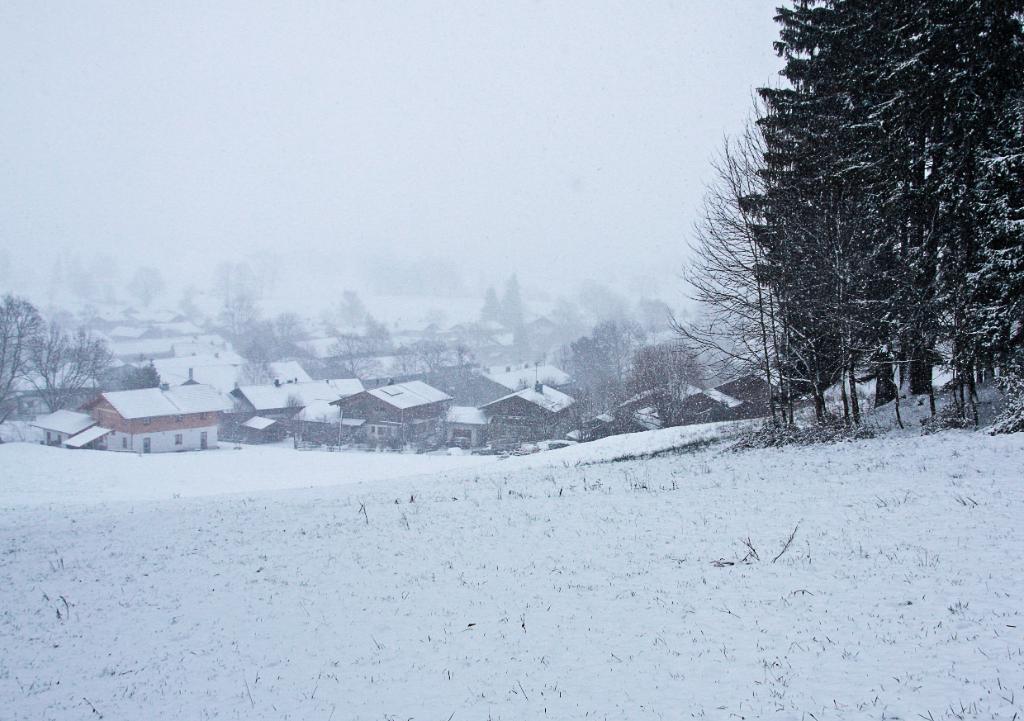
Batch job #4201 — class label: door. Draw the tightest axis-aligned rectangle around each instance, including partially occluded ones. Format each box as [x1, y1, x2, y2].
[200, 431, 208, 450]
[142, 437, 151, 454]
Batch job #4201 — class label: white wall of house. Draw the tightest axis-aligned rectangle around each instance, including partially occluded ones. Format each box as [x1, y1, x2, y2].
[106, 425, 218, 453]
[43, 430, 72, 446]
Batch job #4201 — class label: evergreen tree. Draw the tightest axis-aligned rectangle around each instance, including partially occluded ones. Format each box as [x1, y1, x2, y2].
[742, 0, 1024, 424]
[500, 275, 524, 331]
[480, 286, 502, 324]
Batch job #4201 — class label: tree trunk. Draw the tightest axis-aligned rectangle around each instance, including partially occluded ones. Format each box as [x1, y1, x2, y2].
[848, 360, 861, 425]
[840, 375, 850, 423]
[909, 356, 933, 396]
[813, 388, 826, 423]
[874, 362, 898, 407]
[967, 368, 979, 427]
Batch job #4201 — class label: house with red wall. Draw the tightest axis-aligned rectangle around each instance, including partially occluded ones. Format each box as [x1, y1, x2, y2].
[79, 384, 232, 453]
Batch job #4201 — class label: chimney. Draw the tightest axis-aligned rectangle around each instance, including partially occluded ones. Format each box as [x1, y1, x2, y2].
[187, 367, 194, 382]
[534, 381, 543, 394]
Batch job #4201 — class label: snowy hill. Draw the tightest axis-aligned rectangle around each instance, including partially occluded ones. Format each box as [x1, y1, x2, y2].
[1, 427, 1022, 719]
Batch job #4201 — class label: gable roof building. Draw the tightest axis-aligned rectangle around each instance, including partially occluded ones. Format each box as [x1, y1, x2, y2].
[31, 409, 98, 447]
[232, 379, 364, 417]
[332, 381, 453, 447]
[481, 383, 576, 447]
[99, 384, 233, 419]
[484, 364, 572, 392]
[56, 383, 236, 453]
[364, 380, 453, 410]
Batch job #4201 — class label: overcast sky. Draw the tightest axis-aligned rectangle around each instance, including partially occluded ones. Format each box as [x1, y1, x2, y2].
[1, 0, 782, 305]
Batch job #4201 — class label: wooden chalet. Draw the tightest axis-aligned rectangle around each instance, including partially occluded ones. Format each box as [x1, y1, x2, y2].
[331, 380, 452, 448]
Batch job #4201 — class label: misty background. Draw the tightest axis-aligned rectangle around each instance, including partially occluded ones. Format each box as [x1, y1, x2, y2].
[1, 0, 780, 319]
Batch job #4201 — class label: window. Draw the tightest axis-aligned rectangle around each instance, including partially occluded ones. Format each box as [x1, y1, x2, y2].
[122, 437, 127, 449]
[143, 417, 151, 425]
[175, 433, 183, 446]
[175, 415, 183, 422]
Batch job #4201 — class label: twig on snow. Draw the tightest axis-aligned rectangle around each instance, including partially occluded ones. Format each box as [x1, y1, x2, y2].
[772, 522, 800, 563]
[82, 697, 102, 718]
[740, 536, 759, 562]
[244, 675, 255, 708]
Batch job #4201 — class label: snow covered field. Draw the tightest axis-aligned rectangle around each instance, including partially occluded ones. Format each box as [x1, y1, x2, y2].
[1, 429, 1023, 719]
[0, 443, 494, 505]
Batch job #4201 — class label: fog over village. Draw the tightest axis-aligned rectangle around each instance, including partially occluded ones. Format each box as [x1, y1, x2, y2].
[2, 2, 1023, 719]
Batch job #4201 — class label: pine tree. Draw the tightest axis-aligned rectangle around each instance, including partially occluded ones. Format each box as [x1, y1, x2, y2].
[500, 275, 524, 331]
[748, 0, 1024, 423]
[480, 286, 502, 324]
[973, 91, 1024, 364]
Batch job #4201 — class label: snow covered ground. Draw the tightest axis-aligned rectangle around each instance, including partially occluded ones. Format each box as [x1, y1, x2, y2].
[0, 443, 495, 505]
[1, 428, 1022, 719]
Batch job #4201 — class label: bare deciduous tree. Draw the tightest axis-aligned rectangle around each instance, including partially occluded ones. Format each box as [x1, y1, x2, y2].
[329, 334, 381, 379]
[0, 295, 43, 423]
[127, 266, 166, 307]
[27, 323, 112, 412]
[676, 117, 785, 423]
[627, 342, 706, 428]
[410, 339, 449, 375]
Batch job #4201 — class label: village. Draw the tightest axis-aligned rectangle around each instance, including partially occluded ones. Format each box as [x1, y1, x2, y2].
[12, 286, 771, 456]
[5, 2, 1024, 718]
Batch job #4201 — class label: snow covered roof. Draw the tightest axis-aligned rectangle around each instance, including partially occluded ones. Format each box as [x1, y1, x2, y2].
[620, 384, 725, 410]
[102, 388, 178, 417]
[296, 399, 338, 423]
[152, 321, 203, 336]
[365, 381, 452, 410]
[100, 384, 232, 419]
[165, 384, 234, 414]
[483, 384, 575, 414]
[701, 388, 743, 408]
[634, 406, 663, 431]
[296, 337, 342, 359]
[89, 306, 129, 323]
[64, 425, 112, 448]
[485, 364, 572, 391]
[268, 361, 312, 384]
[236, 379, 364, 412]
[171, 341, 233, 358]
[152, 353, 245, 394]
[109, 326, 148, 339]
[111, 334, 231, 360]
[127, 308, 181, 324]
[242, 416, 277, 431]
[448, 406, 488, 425]
[31, 410, 95, 435]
